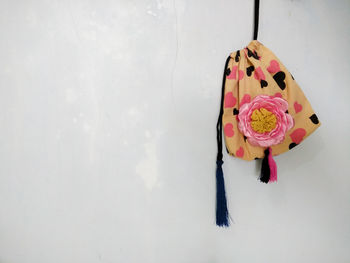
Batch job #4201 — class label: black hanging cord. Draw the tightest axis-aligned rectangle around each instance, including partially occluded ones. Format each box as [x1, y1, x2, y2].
[253, 0, 260, 40]
[216, 56, 231, 161]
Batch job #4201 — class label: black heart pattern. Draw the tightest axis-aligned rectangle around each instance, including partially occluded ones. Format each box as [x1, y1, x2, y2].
[233, 108, 239, 115]
[253, 50, 260, 59]
[260, 80, 268, 88]
[247, 48, 259, 60]
[309, 114, 319, 124]
[273, 71, 286, 90]
[225, 68, 231, 76]
[246, 65, 255, 76]
[235, 50, 240, 62]
[289, 143, 298, 150]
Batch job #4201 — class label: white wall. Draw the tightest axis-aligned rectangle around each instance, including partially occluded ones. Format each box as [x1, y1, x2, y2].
[0, 0, 349, 262]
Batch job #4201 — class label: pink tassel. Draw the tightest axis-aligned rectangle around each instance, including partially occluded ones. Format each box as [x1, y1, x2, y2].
[268, 148, 277, 182]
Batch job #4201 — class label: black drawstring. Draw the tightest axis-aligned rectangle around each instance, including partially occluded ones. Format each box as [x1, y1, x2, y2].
[216, 56, 231, 162]
[253, 0, 260, 40]
[217, 0, 260, 160]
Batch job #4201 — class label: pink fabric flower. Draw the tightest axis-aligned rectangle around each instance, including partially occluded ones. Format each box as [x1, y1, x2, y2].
[238, 95, 294, 147]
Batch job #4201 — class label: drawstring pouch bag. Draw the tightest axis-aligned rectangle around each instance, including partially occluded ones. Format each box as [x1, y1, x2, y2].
[215, 0, 321, 226]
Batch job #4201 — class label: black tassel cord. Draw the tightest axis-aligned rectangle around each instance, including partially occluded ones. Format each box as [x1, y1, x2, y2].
[215, 56, 231, 227]
[214, 0, 261, 227]
[260, 148, 270, 183]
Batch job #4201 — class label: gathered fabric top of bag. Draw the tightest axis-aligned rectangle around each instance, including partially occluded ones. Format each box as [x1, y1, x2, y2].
[222, 40, 320, 161]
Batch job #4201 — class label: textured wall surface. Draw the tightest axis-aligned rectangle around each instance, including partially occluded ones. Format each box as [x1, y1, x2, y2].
[0, 0, 349, 262]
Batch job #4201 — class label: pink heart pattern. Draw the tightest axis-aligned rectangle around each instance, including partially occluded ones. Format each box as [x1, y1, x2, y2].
[224, 123, 234, 137]
[274, 92, 283, 98]
[240, 94, 251, 105]
[253, 66, 266, 80]
[227, 66, 244, 80]
[267, 60, 280, 73]
[294, 101, 303, 113]
[290, 128, 306, 144]
[224, 92, 237, 108]
[236, 147, 244, 158]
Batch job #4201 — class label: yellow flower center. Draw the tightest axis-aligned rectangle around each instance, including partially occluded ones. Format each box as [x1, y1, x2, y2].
[250, 108, 277, 133]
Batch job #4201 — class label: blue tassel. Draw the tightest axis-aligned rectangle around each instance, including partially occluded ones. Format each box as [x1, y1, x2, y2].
[215, 55, 231, 227]
[216, 160, 230, 227]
